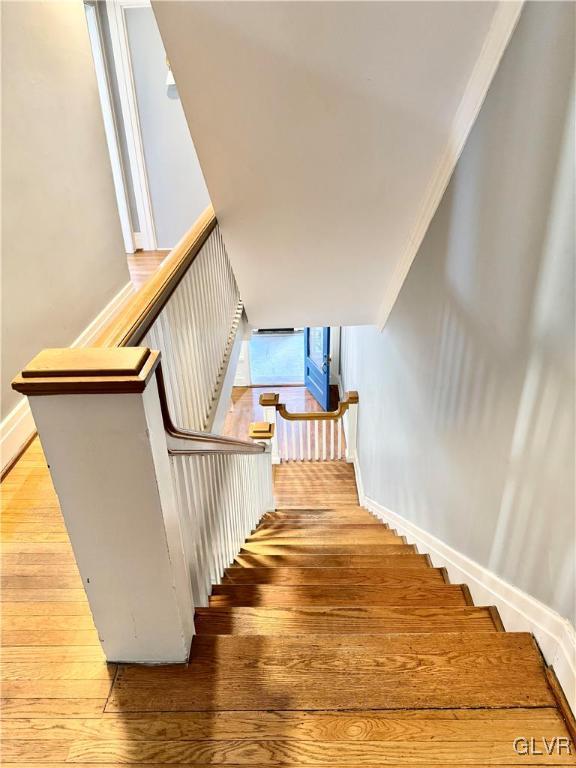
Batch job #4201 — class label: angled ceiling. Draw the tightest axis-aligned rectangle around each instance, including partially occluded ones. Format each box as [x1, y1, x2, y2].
[153, 1, 522, 327]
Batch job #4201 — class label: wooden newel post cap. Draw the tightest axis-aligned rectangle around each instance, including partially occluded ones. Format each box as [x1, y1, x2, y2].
[347, 391, 359, 404]
[249, 421, 275, 440]
[259, 393, 280, 407]
[12, 347, 160, 395]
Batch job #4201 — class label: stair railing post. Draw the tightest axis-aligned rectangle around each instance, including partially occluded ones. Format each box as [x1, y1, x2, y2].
[248, 421, 276, 510]
[345, 391, 359, 463]
[259, 393, 280, 464]
[12, 347, 194, 664]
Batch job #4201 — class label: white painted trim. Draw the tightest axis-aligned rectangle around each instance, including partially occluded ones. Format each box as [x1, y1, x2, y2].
[1, 282, 134, 474]
[351, 458, 576, 715]
[376, 1, 523, 330]
[85, 2, 136, 254]
[0, 400, 36, 476]
[106, 0, 157, 250]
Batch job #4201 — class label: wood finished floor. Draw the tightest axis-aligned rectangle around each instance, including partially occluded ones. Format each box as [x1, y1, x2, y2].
[2, 439, 575, 765]
[126, 250, 167, 290]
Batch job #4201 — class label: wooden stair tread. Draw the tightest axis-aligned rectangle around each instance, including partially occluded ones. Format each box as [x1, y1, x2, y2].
[242, 543, 412, 556]
[107, 632, 555, 712]
[248, 528, 401, 540]
[257, 518, 383, 527]
[209, 584, 470, 606]
[195, 606, 502, 634]
[222, 567, 446, 585]
[246, 536, 406, 547]
[232, 553, 429, 568]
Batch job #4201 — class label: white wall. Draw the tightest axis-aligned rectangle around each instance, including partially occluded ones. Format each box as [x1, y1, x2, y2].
[1, 0, 130, 421]
[341, 2, 575, 624]
[125, 5, 210, 249]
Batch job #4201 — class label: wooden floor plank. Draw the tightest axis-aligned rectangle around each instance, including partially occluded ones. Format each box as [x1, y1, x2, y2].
[6, 736, 575, 765]
[1, 601, 92, 615]
[1, 646, 106, 662]
[0, 661, 114, 681]
[1, 707, 565, 739]
[2, 630, 101, 646]
[0, 699, 108, 718]
[194, 606, 500, 634]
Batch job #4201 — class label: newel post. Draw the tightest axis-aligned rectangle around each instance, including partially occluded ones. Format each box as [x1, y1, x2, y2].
[345, 391, 359, 463]
[12, 347, 194, 664]
[259, 393, 280, 464]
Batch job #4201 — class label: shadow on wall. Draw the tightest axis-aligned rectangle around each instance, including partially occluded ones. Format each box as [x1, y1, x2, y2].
[341, 2, 575, 622]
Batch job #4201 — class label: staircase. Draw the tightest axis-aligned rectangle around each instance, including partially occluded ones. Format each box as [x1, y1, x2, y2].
[106, 472, 575, 764]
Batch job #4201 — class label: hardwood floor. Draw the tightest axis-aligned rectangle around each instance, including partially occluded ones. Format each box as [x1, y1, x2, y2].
[126, 249, 167, 290]
[2, 442, 575, 765]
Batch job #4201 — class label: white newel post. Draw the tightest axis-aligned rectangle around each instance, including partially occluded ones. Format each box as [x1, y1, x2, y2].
[247, 421, 277, 511]
[12, 347, 194, 664]
[345, 391, 359, 463]
[259, 393, 280, 464]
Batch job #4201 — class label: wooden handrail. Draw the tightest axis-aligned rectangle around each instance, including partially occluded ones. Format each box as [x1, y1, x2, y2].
[96, 206, 217, 348]
[156, 364, 265, 454]
[260, 391, 359, 421]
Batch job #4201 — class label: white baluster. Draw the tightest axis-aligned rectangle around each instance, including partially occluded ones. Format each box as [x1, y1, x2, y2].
[337, 419, 343, 460]
[315, 421, 319, 461]
[330, 420, 335, 460]
[262, 400, 280, 465]
[322, 421, 327, 461]
[306, 421, 311, 461]
[291, 421, 296, 462]
[298, 422, 304, 462]
[345, 393, 359, 463]
[283, 418, 289, 462]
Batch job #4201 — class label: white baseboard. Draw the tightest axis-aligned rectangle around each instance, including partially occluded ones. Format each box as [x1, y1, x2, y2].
[1, 281, 134, 474]
[1, 399, 37, 474]
[352, 457, 576, 715]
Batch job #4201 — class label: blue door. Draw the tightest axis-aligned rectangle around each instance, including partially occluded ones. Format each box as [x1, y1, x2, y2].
[304, 327, 331, 410]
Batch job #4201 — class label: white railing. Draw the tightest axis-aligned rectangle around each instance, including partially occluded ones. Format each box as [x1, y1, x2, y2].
[170, 447, 273, 608]
[143, 224, 241, 431]
[260, 391, 358, 464]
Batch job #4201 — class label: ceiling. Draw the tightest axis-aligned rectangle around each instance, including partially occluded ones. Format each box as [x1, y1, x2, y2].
[153, 1, 521, 327]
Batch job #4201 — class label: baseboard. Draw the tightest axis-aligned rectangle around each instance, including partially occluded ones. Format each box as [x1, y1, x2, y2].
[0, 399, 37, 476]
[352, 458, 576, 715]
[1, 281, 134, 473]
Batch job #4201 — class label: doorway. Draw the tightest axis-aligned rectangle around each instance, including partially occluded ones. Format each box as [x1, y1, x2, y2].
[249, 329, 304, 385]
[84, 0, 210, 254]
